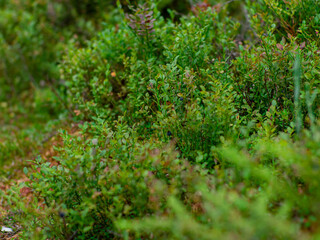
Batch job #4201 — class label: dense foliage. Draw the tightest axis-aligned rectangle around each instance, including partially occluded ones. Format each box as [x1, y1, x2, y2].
[1, 0, 320, 239]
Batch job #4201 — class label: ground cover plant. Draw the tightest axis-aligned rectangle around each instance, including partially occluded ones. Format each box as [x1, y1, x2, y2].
[1, 0, 320, 239]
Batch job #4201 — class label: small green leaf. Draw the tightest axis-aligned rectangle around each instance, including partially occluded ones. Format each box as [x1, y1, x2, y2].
[83, 226, 92, 233]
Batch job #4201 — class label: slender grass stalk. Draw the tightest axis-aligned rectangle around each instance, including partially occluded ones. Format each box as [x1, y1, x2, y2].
[305, 83, 318, 134]
[293, 54, 302, 138]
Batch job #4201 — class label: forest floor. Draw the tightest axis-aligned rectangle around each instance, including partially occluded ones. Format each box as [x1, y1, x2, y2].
[0, 100, 75, 239]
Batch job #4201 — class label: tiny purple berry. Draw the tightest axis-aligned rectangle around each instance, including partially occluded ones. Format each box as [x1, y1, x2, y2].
[59, 212, 66, 218]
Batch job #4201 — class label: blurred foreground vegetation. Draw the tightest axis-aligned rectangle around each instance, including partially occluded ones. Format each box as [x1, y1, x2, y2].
[1, 0, 320, 239]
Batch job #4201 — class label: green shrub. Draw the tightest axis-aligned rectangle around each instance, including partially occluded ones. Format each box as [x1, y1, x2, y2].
[4, 119, 207, 239]
[0, 0, 114, 101]
[5, 122, 320, 239]
[117, 124, 320, 239]
[248, 0, 320, 45]
[229, 32, 320, 130]
[2, 1, 320, 239]
[61, 4, 239, 160]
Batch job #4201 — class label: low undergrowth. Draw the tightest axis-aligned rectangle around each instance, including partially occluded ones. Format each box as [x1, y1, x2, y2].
[1, 0, 320, 239]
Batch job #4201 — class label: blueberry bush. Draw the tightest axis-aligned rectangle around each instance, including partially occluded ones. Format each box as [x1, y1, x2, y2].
[1, 0, 320, 239]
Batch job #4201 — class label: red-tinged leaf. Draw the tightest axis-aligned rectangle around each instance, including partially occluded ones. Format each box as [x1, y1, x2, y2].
[20, 187, 32, 197]
[300, 41, 306, 49]
[92, 191, 102, 199]
[276, 43, 283, 51]
[74, 110, 81, 116]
